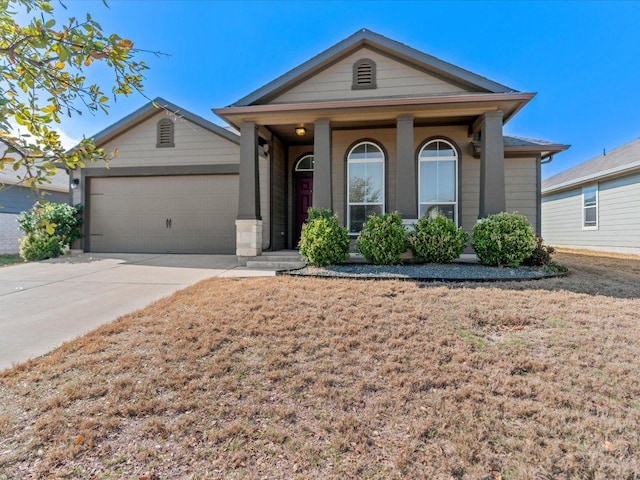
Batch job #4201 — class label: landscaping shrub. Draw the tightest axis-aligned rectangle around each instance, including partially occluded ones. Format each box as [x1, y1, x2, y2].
[409, 215, 469, 263]
[522, 235, 555, 266]
[17, 202, 82, 261]
[298, 208, 349, 266]
[472, 212, 536, 267]
[19, 233, 64, 262]
[357, 212, 407, 265]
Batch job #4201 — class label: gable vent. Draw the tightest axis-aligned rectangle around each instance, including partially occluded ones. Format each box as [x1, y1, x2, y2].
[156, 119, 175, 148]
[353, 58, 377, 90]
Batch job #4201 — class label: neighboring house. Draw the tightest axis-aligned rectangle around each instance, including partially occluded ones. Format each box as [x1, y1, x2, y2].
[542, 137, 640, 255]
[0, 140, 69, 254]
[72, 29, 568, 257]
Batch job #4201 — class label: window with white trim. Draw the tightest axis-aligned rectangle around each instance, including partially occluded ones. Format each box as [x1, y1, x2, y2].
[347, 141, 385, 233]
[156, 118, 174, 148]
[582, 184, 598, 229]
[418, 139, 458, 223]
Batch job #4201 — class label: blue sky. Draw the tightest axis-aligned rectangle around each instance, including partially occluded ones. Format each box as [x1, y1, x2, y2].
[44, 0, 640, 178]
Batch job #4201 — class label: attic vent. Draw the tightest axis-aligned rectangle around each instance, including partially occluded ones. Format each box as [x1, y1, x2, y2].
[156, 118, 175, 148]
[352, 59, 376, 90]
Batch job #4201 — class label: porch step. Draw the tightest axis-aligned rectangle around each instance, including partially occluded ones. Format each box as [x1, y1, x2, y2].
[245, 251, 305, 271]
[245, 260, 306, 271]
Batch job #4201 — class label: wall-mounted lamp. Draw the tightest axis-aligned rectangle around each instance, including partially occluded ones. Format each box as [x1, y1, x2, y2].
[295, 127, 306, 137]
[70, 179, 80, 190]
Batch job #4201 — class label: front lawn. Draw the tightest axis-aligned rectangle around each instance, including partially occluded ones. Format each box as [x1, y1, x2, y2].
[1, 252, 639, 479]
[0, 254, 23, 267]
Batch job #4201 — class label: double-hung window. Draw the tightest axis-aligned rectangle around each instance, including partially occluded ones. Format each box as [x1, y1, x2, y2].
[347, 141, 385, 233]
[582, 184, 598, 229]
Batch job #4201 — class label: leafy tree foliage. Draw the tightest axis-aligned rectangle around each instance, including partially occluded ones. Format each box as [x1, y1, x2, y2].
[0, 0, 152, 188]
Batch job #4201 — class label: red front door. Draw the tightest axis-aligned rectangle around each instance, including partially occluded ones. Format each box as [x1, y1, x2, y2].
[294, 177, 313, 247]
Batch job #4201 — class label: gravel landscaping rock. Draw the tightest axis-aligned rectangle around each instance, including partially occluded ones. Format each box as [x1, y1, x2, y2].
[283, 262, 565, 282]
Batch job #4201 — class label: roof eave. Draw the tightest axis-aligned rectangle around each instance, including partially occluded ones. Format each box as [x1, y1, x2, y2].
[231, 29, 516, 107]
[81, 97, 239, 150]
[542, 161, 640, 195]
[215, 92, 534, 128]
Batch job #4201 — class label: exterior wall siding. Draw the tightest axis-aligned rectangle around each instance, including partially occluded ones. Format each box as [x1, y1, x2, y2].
[272, 47, 469, 104]
[505, 157, 537, 229]
[85, 111, 240, 170]
[270, 136, 287, 251]
[542, 172, 640, 254]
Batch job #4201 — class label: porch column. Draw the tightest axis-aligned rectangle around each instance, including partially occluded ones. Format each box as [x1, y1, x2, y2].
[479, 110, 506, 217]
[313, 119, 332, 210]
[236, 122, 262, 258]
[396, 115, 417, 218]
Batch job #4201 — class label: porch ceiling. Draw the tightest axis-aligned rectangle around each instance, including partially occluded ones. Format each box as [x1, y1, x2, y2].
[214, 92, 534, 143]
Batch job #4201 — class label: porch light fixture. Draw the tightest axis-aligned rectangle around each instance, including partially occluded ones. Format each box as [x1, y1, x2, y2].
[295, 127, 306, 137]
[70, 179, 80, 190]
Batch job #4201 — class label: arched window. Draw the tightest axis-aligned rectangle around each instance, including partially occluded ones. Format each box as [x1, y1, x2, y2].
[352, 59, 376, 90]
[418, 139, 458, 223]
[156, 118, 174, 148]
[294, 154, 314, 172]
[347, 141, 385, 233]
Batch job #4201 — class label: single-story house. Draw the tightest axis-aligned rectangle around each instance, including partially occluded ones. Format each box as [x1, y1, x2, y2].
[0, 140, 69, 254]
[542, 137, 640, 255]
[71, 28, 568, 258]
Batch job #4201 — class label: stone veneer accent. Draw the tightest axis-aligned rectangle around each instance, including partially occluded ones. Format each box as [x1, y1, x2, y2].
[236, 219, 262, 259]
[0, 213, 20, 254]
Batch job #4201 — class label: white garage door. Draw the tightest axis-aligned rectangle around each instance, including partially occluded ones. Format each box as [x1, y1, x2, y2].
[88, 175, 238, 254]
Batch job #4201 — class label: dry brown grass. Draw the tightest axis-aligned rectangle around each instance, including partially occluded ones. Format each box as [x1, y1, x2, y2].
[1, 252, 640, 479]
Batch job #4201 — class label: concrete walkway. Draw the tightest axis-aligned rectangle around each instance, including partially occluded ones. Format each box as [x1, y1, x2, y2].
[0, 253, 274, 371]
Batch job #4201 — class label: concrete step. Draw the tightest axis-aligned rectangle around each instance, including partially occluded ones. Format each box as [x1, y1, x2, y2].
[245, 260, 306, 271]
[250, 255, 303, 263]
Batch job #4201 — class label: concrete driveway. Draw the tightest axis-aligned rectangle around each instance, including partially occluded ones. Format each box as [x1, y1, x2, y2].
[0, 253, 274, 371]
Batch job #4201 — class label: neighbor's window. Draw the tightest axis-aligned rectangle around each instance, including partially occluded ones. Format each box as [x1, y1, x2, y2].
[156, 118, 175, 148]
[583, 184, 598, 229]
[352, 59, 377, 90]
[418, 139, 458, 224]
[347, 141, 385, 233]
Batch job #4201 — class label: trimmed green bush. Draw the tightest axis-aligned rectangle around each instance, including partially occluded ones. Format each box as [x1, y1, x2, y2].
[19, 233, 64, 262]
[522, 235, 555, 266]
[17, 202, 83, 261]
[357, 212, 407, 265]
[472, 212, 536, 267]
[298, 208, 349, 266]
[409, 215, 469, 263]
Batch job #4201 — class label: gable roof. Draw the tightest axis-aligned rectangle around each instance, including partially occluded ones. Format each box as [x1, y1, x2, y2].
[232, 28, 516, 107]
[542, 137, 640, 194]
[88, 97, 239, 147]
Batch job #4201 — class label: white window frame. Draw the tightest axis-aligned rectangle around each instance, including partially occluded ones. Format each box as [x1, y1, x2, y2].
[582, 184, 598, 230]
[347, 141, 385, 234]
[418, 139, 459, 225]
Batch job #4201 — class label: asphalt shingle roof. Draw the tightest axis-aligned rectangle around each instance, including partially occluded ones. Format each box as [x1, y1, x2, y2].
[542, 137, 640, 193]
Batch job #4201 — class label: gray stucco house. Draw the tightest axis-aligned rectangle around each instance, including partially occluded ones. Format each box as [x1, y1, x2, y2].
[542, 137, 640, 255]
[70, 29, 568, 258]
[0, 140, 69, 254]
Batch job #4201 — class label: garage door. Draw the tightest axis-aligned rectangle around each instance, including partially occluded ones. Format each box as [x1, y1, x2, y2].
[88, 175, 238, 254]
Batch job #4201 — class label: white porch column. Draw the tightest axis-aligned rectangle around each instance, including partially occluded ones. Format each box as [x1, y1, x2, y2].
[479, 110, 506, 217]
[236, 122, 262, 258]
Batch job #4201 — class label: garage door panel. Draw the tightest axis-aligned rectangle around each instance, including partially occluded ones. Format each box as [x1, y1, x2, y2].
[88, 175, 238, 254]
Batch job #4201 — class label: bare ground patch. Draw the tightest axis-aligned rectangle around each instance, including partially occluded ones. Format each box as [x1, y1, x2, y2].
[1, 253, 639, 479]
